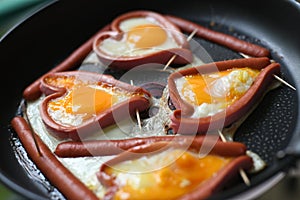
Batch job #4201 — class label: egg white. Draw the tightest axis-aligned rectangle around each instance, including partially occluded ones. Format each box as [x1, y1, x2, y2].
[24, 53, 266, 199]
[47, 84, 131, 127]
[175, 69, 256, 118]
[98, 17, 180, 57]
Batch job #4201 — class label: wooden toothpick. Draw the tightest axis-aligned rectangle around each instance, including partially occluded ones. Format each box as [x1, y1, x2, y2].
[163, 29, 198, 71]
[273, 74, 296, 91]
[136, 108, 142, 132]
[163, 55, 177, 71]
[238, 52, 296, 91]
[218, 130, 251, 186]
[130, 80, 142, 131]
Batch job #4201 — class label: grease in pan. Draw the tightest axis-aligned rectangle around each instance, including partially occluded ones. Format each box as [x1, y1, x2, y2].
[10, 9, 286, 200]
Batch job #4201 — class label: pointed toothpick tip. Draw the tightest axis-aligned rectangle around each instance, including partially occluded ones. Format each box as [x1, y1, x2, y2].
[136, 109, 142, 131]
[163, 29, 197, 71]
[238, 52, 296, 91]
[163, 55, 177, 71]
[239, 168, 251, 186]
[218, 130, 250, 186]
[186, 29, 198, 41]
[238, 52, 251, 59]
[130, 80, 143, 132]
[217, 130, 227, 142]
[273, 74, 296, 91]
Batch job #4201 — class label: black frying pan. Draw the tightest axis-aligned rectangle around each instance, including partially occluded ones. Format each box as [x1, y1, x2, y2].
[1, 0, 300, 199]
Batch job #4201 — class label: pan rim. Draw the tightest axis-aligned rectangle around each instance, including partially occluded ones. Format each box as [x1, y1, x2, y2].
[1, 0, 300, 199]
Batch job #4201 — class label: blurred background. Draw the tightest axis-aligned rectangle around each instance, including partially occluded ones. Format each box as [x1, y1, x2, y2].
[1, 0, 300, 199]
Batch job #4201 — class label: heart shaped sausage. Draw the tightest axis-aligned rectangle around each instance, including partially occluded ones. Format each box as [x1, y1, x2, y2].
[93, 10, 193, 70]
[39, 71, 151, 141]
[168, 57, 281, 134]
[97, 136, 252, 200]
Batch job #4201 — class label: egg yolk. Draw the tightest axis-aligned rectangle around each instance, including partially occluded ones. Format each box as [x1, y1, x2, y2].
[127, 24, 167, 49]
[105, 150, 231, 200]
[49, 85, 117, 116]
[45, 76, 124, 122]
[182, 67, 259, 106]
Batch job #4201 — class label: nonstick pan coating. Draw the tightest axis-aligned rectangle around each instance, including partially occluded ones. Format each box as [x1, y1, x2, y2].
[1, 0, 300, 199]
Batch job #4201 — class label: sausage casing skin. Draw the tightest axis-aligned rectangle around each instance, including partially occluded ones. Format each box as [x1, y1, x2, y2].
[11, 116, 99, 200]
[165, 15, 270, 57]
[22, 24, 110, 101]
[54, 135, 247, 157]
[168, 57, 280, 134]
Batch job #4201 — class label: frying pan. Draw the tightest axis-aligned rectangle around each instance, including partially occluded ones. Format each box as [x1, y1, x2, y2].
[1, 0, 300, 199]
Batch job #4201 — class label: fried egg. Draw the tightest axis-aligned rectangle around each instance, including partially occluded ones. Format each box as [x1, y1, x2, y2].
[99, 17, 180, 57]
[44, 75, 136, 127]
[175, 67, 260, 118]
[103, 148, 232, 200]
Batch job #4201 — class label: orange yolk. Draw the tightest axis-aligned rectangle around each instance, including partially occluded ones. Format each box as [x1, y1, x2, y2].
[48, 85, 117, 116]
[182, 67, 259, 106]
[45, 75, 123, 121]
[106, 151, 232, 200]
[127, 24, 167, 49]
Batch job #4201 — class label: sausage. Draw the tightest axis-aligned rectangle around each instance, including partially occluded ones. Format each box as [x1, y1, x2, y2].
[168, 57, 280, 134]
[10, 116, 99, 200]
[97, 140, 253, 200]
[22, 24, 111, 101]
[54, 135, 247, 157]
[179, 155, 252, 200]
[168, 57, 271, 117]
[39, 71, 151, 141]
[165, 15, 270, 57]
[93, 10, 193, 70]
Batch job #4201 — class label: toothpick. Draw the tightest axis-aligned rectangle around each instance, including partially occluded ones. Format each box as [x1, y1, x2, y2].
[136, 109, 142, 132]
[218, 130, 250, 186]
[273, 74, 296, 91]
[186, 29, 198, 41]
[130, 80, 142, 131]
[163, 29, 197, 71]
[163, 55, 176, 71]
[238, 52, 296, 91]
[239, 168, 251, 186]
[22, 101, 42, 157]
[238, 52, 251, 58]
[217, 130, 227, 142]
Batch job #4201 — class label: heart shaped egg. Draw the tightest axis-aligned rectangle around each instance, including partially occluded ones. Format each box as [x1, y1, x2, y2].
[168, 57, 281, 134]
[93, 10, 193, 70]
[97, 137, 252, 200]
[39, 71, 151, 141]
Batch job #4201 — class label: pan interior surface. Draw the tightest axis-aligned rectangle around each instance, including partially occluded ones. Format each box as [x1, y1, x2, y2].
[1, 0, 300, 199]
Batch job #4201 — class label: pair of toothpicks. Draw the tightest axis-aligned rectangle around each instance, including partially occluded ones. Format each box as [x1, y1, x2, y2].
[239, 52, 296, 91]
[218, 130, 251, 186]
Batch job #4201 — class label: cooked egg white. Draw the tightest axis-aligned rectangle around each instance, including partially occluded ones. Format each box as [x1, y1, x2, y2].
[104, 148, 231, 200]
[175, 68, 260, 118]
[45, 75, 137, 127]
[24, 53, 266, 199]
[98, 17, 180, 57]
[27, 97, 120, 198]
